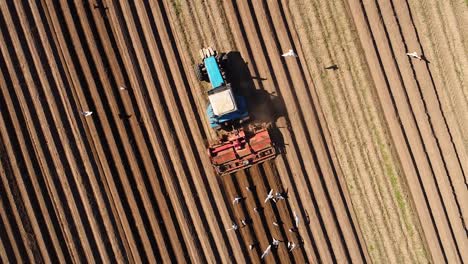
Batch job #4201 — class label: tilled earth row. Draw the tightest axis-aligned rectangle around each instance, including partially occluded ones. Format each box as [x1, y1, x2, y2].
[167, 0, 371, 262]
[0, 0, 367, 262]
[284, 0, 431, 262]
[1, 0, 466, 263]
[347, 0, 467, 262]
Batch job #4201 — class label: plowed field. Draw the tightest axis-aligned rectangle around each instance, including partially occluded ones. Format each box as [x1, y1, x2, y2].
[0, 0, 466, 263]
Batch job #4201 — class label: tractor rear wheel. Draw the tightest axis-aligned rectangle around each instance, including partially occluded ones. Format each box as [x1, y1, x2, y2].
[218, 53, 229, 68]
[217, 53, 229, 80]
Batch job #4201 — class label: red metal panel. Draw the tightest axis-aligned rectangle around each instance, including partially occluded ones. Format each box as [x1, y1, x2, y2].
[208, 127, 276, 175]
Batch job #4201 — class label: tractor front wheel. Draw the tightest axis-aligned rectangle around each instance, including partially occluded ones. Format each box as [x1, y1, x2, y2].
[194, 64, 204, 81]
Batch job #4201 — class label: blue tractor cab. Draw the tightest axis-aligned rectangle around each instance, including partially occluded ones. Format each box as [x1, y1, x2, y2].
[195, 48, 250, 129]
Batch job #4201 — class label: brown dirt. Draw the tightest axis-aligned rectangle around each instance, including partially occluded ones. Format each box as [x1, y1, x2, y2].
[285, 0, 429, 262]
[0, 0, 466, 263]
[345, 0, 468, 262]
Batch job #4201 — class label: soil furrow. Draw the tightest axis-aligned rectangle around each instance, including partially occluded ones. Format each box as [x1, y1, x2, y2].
[130, 1, 232, 260]
[0, 9, 88, 261]
[56, 3, 155, 256]
[19, 1, 120, 261]
[276, 0, 372, 257]
[69, 2, 176, 261]
[2, 0, 464, 262]
[247, 166, 288, 263]
[154, 1, 247, 261]
[346, 0, 462, 261]
[245, 1, 354, 261]
[389, 0, 468, 229]
[51, 2, 156, 260]
[220, 173, 265, 262]
[106, 1, 214, 262]
[406, 0, 468, 182]
[114, 1, 220, 261]
[368, 0, 466, 259]
[0, 192, 22, 262]
[39, 1, 139, 261]
[89, 3, 187, 258]
[237, 169, 275, 261]
[262, 162, 308, 263]
[285, 0, 428, 261]
[220, 2, 334, 261]
[0, 134, 36, 263]
[224, 0, 352, 260]
[54, 2, 134, 260]
[263, 1, 369, 261]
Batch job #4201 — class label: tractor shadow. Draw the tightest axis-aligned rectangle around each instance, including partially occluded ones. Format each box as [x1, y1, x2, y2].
[226, 51, 287, 154]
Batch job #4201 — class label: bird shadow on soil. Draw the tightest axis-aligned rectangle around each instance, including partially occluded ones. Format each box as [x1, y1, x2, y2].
[225, 51, 287, 154]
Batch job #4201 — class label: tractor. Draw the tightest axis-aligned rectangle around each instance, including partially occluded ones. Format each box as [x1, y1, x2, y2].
[195, 47, 276, 175]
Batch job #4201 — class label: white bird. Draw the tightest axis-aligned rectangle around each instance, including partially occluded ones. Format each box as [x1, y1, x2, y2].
[233, 196, 243, 205]
[226, 223, 238, 231]
[264, 189, 275, 203]
[406, 51, 422, 60]
[289, 243, 297, 252]
[288, 241, 296, 250]
[80, 111, 93, 117]
[241, 219, 249, 226]
[294, 211, 300, 228]
[261, 244, 272, 259]
[119, 86, 127, 90]
[275, 192, 285, 201]
[272, 238, 280, 247]
[281, 49, 298, 58]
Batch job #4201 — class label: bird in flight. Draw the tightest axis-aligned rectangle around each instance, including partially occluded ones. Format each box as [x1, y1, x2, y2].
[264, 189, 275, 203]
[80, 111, 93, 117]
[226, 223, 238, 231]
[289, 242, 297, 252]
[294, 211, 300, 228]
[406, 51, 423, 60]
[272, 238, 281, 247]
[261, 244, 272, 259]
[232, 196, 243, 205]
[281, 49, 298, 58]
[275, 191, 285, 201]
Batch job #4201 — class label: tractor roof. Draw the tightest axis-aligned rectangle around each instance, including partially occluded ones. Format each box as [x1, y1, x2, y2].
[208, 86, 237, 116]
